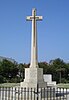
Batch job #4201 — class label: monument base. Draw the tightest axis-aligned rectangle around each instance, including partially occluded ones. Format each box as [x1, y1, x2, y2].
[20, 68, 47, 88]
[20, 81, 47, 88]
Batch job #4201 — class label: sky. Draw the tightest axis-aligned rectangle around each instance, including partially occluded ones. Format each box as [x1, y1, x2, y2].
[0, 0, 69, 63]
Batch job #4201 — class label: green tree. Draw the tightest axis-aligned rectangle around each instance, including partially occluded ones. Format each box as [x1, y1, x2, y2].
[18, 63, 25, 81]
[38, 62, 49, 74]
[0, 59, 18, 82]
[49, 58, 66, 83]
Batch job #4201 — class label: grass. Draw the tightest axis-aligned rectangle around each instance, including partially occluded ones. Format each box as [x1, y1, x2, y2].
[0, 83, 69, 88]
[0, 83, 20, 87]
[57, 83, 69, 88]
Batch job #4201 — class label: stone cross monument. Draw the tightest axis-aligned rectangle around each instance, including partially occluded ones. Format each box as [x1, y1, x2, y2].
[26, 8, 42, 68]
[20, 8, 46, 88]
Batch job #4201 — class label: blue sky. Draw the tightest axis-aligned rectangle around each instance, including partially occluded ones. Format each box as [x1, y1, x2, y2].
[0, 0, 69, 63]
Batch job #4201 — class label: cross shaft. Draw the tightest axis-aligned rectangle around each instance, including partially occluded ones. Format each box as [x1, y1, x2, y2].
[26, 8, 42, 68]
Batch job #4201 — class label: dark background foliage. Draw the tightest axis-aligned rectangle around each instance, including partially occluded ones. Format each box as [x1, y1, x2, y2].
[0, 58, 69, 83]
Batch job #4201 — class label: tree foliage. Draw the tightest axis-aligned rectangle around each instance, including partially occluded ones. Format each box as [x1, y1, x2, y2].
[0, 59, 18, 83]
[49, 58, 68, 83]
[0, 58, 69, 83]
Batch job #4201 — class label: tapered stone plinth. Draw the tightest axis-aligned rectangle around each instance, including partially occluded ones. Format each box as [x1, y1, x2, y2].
[20, 68, 47, 88]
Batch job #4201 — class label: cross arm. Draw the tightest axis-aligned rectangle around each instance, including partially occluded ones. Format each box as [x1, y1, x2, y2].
[26, 16, 33, 21]
[36, 16, 43, 20]
[26, 16, 43, 21]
